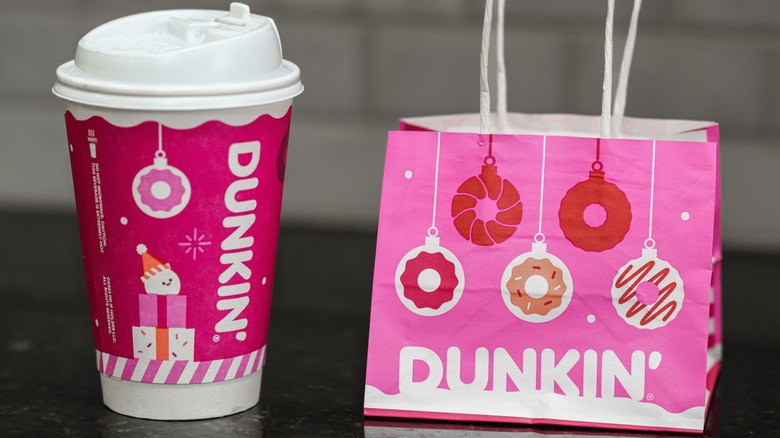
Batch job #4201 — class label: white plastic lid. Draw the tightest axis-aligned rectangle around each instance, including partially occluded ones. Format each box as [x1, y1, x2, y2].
[53, 3, 302, 110]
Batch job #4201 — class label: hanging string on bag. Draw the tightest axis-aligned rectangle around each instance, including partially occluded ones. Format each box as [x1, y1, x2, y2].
[479, 0, 642, 138]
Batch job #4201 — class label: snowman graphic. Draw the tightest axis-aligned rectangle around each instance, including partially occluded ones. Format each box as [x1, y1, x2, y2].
[137, 244, 181, 295]
[132, 244, 194, 362]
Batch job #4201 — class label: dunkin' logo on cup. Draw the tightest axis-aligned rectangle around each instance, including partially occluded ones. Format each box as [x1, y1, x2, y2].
[216, 141, 263, 342]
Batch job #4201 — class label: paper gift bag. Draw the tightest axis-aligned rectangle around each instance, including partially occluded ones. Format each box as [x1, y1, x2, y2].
[365, 0, 721, 433]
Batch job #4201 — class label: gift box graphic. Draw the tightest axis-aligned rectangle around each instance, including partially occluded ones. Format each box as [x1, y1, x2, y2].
[138, 294, 188, 328]
[132, 244, 195, 362]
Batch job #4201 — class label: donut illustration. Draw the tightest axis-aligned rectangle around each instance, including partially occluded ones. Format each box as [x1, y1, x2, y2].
[132, 151, 191, 219]
[501, 242, 573, 323]
[505, 257, 567, 316]
[559, 170, 631, 252]
[452, 164, 523, 246]
[611, 248, 684, 330]
[395, 236, 465, 317]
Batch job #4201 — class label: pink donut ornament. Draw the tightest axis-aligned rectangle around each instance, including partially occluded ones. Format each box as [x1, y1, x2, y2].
[395, 235, 465, 316]
[132, 152, 191, 219]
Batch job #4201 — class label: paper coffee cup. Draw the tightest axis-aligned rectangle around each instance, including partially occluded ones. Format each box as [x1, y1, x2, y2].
[53, 3, 302, 420]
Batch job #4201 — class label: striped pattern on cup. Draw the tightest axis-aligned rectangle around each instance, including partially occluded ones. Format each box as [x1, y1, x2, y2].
[96, 346, 265, 384]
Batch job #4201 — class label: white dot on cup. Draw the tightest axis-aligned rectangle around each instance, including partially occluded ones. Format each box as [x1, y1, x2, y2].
[681, 212, 690, 221]
[262, 277, 267, 285]
[69, 144, 74, 152]
[587, 314, 596, 323]
[120, 217, 128, 225]
[404, 170, 413, 179]
[95, 319, 99, 327]
[236, 332, 247, 341]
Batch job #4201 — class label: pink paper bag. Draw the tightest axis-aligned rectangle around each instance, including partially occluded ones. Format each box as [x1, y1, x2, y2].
[364, 124, 720, 433]
[364, 0, 721, 433]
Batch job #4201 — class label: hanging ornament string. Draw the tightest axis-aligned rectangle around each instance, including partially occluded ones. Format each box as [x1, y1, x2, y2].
[396, 133, 465, 316]
[131, 122, 191, 219]
[158, 122, 164, 157]
[501, 135, 573, 323]
[485, 134, 494, 165]
[593, 138, 602, 171]
[645, 139, 656, 248]
[610, 140, 686, 330]
[452, 134, 524, 246]
[429, 132, 442, 237]
[535, 135, 547, 243]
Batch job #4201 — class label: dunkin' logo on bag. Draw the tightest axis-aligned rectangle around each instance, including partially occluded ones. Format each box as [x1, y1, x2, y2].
[399, 346, 662, 401]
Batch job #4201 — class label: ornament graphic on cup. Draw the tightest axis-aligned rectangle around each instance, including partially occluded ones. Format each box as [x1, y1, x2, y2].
[132, 123, 191, 219]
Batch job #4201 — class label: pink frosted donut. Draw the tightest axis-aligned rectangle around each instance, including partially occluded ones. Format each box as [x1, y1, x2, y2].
[136, 168, 187, 213]
[399, 251, 459, 310]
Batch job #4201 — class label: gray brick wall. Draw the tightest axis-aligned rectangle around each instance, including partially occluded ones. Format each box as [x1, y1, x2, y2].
[1, 0, 779, 250]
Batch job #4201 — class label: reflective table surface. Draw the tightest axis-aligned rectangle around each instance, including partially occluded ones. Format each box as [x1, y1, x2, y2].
[1, 213, 777, 437]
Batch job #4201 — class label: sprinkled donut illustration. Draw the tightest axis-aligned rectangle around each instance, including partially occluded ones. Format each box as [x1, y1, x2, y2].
[452, 163, 523, 246]
[501, 241, 574, 323]
[505, 257, 567, 316]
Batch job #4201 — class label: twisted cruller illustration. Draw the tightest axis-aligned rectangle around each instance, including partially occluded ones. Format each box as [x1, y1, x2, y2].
[452, 162, 523, 246]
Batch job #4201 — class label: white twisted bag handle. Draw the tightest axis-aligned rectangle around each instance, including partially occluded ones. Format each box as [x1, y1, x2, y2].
[480, 0, 643, 138]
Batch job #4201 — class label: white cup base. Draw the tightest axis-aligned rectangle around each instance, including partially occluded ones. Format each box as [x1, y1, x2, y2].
[100, 370, 262, 420]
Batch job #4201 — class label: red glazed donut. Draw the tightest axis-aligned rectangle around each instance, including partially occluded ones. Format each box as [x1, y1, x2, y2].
[399, 251, 459, 310]
[559, 170, 631, 252]
[452, 164, 523, 246]
[505, 257, 567, 316]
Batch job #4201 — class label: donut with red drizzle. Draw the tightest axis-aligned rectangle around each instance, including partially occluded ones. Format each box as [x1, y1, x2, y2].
[611, 255, 685, 329]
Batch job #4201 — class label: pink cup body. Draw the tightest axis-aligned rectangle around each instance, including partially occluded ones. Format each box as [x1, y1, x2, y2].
[62, 100, 293, 418]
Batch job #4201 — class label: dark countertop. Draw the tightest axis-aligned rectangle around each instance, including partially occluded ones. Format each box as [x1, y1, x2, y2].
[1, 212, 778, 437]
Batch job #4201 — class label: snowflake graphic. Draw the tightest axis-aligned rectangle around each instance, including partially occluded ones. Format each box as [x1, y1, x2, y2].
[178, 228, 212, 260]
